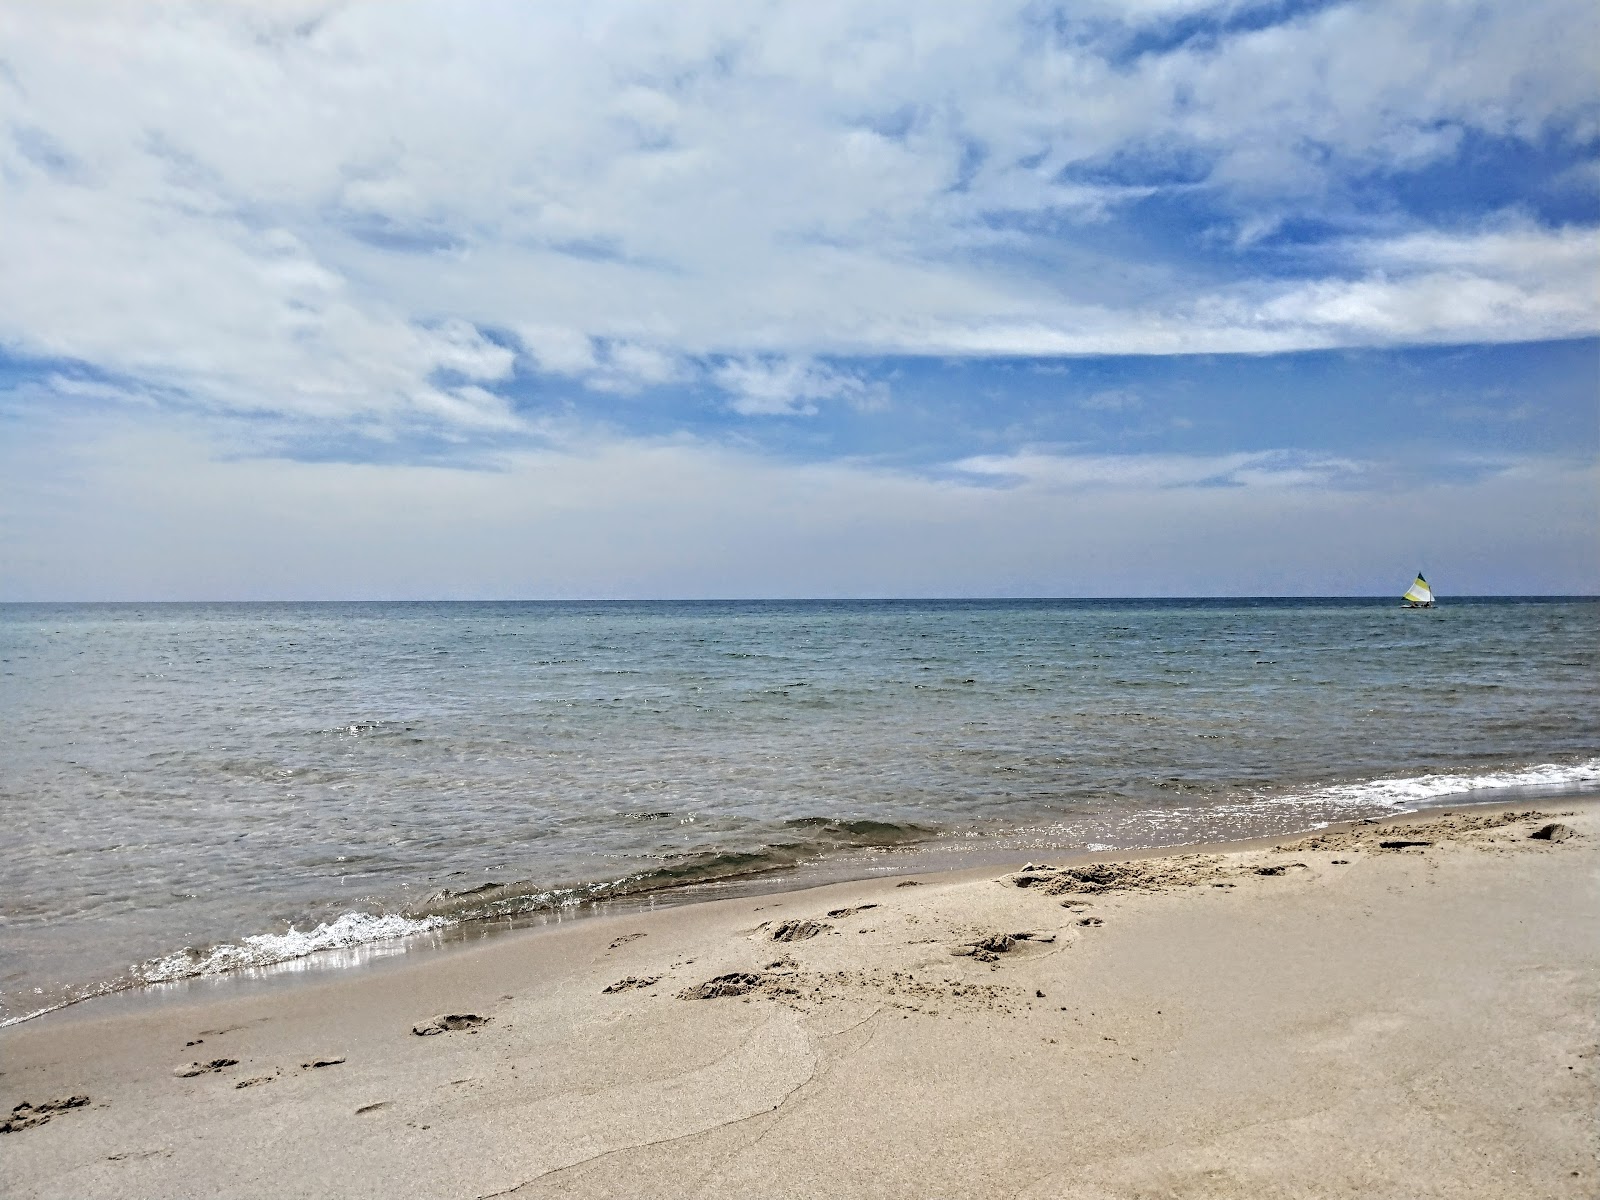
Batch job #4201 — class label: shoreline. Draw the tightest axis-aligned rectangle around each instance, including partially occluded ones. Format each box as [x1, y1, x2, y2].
[8, 593, 1596, 1034]
[12, 776, 1600, 1033]
[5, 797, 1596, 1197]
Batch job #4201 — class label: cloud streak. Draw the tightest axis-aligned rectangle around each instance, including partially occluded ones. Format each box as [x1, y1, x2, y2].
[952, 449, 1368, 490]
[3, 414, 1593, 600]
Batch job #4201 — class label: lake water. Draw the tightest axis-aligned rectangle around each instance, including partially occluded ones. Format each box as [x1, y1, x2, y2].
[3, 598, 1596, 1023]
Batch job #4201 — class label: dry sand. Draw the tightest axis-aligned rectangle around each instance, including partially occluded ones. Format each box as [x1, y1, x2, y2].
[3, 802, 1597, 1198]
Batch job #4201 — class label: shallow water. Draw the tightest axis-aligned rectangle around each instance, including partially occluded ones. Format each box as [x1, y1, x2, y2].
[3, 597, 1596, 1022]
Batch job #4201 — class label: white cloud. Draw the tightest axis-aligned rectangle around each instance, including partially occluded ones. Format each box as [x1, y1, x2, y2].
[1203, 223, 1600, 347]
[514, 325, 598, 377]
[952, 449, 1367, 491]
[713, 357, 886, 415]
[0, 0, 1594, 436]
[585, 343, 685, 394]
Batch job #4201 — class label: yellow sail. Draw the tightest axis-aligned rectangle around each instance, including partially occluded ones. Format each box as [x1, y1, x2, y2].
[1401, 574, 1433, 605]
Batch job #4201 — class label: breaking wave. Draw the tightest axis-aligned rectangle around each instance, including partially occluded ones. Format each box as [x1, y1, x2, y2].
[1272, 757, 1600, 815]
[137, 912, 449, 985]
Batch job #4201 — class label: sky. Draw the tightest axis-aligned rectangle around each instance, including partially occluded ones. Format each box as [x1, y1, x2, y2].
[1, 0, 1596, 600]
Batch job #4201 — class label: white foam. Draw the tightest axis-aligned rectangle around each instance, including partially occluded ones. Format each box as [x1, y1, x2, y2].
[138, 912, 450, 984]
[1243, 757, 1600, 817]
[0, 1001, 76, 1029]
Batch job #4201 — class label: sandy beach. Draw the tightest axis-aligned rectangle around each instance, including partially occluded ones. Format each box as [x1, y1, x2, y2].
[4, 800, 1596, 1199]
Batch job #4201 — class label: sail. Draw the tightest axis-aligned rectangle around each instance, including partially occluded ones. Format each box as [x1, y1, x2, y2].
[1402, 574, 1433, 604]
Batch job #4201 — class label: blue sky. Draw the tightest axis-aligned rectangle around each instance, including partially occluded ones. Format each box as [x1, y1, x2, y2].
[1, 0, 1596, 599]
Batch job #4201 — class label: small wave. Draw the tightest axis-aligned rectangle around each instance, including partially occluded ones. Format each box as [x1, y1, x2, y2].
[1295, 758, 1600, 812]
[1232, 758, 1600, 820]
[645, 846, 803, 882]
[782, 817, 930, 845]
[137, 912, 449, 985]
[416, 821, 938, 926]
[0, 1001, 78, 1029]
[418, 846, 815, 923]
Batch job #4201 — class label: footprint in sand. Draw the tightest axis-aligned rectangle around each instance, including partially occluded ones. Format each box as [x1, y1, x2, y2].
[601, 975, 660, 994]
[107, 1148, 171, 1162]
[825, 904, 879, 918]
[301, 1057, 346, 1069]
[3, 1096, 89, 1133]
[769, 919, 831, 942]
[173, 1058, 238, 1078]
[355, 1102, 391, 1115]
[950, 932, 1054, 962]
[1531, 823, 1574, 842]
[198, 1022, 258, 1036]
[412, 1013, 489, 1036]
[679, 973, 767, 999]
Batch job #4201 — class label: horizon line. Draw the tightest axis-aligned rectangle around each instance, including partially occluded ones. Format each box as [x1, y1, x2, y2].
[3, 594, 1597, 606]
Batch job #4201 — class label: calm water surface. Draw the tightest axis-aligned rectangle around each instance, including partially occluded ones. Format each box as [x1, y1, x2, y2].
[3, 598, 1596, 1022]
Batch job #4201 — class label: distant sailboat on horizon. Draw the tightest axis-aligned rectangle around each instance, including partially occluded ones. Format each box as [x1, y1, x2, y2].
[1401, 573, 1434, 608]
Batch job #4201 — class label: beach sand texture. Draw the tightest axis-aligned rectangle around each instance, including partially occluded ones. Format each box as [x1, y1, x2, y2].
[4, 802, 1596, 1199]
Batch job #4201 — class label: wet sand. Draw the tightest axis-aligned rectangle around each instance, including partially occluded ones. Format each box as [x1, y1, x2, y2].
[4, 801, 1597, 1198]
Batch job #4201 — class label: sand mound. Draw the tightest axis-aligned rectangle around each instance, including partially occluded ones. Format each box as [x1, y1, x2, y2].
[1281, 810, 1570, 854]
[1015, 856, 1233, 896]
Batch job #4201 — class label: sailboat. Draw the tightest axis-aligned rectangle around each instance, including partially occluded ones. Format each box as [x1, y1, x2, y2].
[1401, 573, 1434, 608]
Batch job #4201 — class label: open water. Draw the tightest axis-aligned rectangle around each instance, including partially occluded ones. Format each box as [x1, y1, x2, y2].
[3, 598, 1597, 1023]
